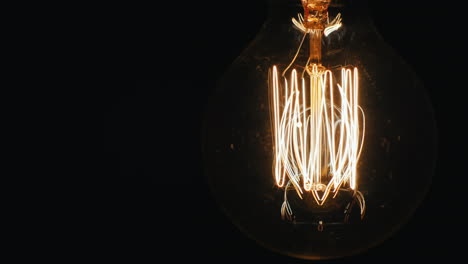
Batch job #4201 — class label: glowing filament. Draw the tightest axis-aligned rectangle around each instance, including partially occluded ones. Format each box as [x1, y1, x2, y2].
[271, 64, 365, 205]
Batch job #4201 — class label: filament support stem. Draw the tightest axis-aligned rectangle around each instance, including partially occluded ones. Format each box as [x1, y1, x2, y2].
[301, 0, 330, 64]
[309, 31, 322, 64]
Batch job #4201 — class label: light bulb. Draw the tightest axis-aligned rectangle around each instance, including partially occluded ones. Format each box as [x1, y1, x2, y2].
[202, 0, 436, 259]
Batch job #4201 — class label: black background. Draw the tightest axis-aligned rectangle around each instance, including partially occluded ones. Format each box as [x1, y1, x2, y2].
[103, 0, 466, 262]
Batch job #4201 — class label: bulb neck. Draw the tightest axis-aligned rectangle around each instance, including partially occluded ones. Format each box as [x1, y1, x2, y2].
[301, 1, 330, 64]
[302, 0, 330, 30]
[267, 0, 371, 20]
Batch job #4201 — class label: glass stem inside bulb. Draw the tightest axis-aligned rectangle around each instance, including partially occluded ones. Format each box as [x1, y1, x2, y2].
[309, 31, 322, 64]
[303, 0, 330, 65]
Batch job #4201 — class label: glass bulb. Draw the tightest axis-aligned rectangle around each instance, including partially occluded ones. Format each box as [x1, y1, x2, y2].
[202, 0, 437, 259]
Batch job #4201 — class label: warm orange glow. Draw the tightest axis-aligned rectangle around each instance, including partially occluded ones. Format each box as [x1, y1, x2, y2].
[270, 1, 366, 221]
[270, 64, 365, 206]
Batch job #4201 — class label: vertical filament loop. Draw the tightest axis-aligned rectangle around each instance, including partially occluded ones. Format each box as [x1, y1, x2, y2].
[270, 64, 365, 206]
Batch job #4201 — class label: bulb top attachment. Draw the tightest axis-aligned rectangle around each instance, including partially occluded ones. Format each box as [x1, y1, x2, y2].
[302, 0, 331, 29]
